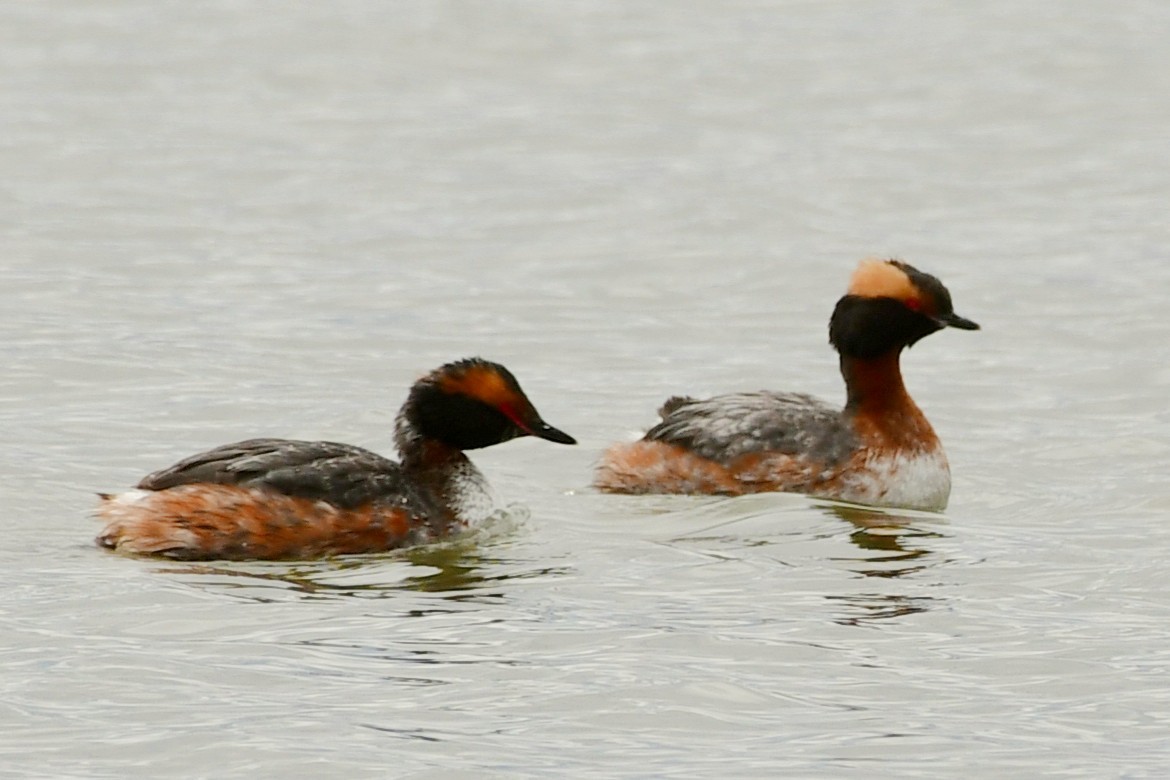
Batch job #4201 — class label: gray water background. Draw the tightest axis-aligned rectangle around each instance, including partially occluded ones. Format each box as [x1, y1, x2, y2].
[3, 2, 1170, 777]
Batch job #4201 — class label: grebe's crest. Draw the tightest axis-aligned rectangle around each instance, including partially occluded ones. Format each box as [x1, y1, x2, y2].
[847, 258, 921, 302]
[846, 258, 979, 328]
[435, 359, 528, 413]
[396, 358, 576, 453]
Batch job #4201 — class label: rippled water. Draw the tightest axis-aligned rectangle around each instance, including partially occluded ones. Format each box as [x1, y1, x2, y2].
[4, 1, 1170, 777]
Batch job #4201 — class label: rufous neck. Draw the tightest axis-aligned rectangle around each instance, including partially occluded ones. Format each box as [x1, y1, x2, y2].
[840, 350, 913, 414]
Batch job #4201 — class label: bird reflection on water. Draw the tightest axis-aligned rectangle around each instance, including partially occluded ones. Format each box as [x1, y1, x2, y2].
[826, 503, 947, 578]
[821, 503, 949, 626]
[658, 496, 952, 626]
[152, 534, 568, 604]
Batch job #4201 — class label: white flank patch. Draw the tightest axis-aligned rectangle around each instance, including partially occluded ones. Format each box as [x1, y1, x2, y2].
[108, 489, 152, 506]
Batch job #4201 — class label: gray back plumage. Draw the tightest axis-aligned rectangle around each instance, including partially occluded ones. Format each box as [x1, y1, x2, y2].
[644, 392, 857, 466]
[137, 438, 420, 510]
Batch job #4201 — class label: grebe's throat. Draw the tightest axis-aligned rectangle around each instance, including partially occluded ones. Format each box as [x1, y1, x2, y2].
[840, 351, 912, 414]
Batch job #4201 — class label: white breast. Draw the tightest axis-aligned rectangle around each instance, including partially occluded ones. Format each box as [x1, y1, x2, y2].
[835, 448, 952, 511]
[444, 460, 499, 527]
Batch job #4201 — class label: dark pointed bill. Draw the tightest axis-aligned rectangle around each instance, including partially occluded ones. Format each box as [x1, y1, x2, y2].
[497, 401, 577, 445]
[532, 421, 577, 445]
[938, 312, 980, 330]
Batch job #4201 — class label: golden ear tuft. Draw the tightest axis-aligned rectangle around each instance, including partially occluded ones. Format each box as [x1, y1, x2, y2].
[846, 258, 918, 301]
[439, 364, 516, 408]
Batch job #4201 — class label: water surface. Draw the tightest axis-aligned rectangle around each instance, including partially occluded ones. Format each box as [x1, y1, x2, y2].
[3, 2, 1170, 777]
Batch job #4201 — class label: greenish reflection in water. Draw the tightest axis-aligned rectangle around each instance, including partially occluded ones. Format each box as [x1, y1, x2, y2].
[154, 536, 569, 603]
[820, 503, 949, 626]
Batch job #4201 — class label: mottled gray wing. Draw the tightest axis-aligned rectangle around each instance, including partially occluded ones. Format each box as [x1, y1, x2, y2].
[137, 438, 413, 509]
[644, 392, 856, 466]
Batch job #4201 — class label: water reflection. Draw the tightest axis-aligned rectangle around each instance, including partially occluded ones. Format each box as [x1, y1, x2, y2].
[824, 592, 941, 625]
[825, 504, 948, 579]
[819, 503, 950, 626]
[655, 495, 951, 625]
[154, 541, 569, 604]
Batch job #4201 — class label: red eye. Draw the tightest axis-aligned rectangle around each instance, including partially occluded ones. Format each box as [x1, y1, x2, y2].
[905, 297, 923, 312]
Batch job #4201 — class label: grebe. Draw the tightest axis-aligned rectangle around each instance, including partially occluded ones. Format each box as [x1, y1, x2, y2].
[594, 259, 979, 510]
[97, 358, 575, 560]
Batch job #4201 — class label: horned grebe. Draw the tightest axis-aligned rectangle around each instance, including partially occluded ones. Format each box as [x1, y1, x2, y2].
[594, 259, 979, 510]
[96, 358, 575, 560]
